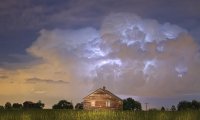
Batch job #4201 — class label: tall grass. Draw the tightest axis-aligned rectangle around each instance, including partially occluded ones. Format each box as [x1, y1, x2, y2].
[0, 110, 199, 120]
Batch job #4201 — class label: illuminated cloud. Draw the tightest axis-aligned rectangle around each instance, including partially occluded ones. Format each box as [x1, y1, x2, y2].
[0, 13, 200, 106]
[25, 13, 200, 97]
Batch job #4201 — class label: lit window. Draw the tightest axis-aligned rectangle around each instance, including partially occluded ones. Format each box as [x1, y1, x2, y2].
[91, 101, 95, 107]
[106, 100, 111, 107]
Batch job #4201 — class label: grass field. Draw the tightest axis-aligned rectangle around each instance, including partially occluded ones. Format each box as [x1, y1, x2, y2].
[0, 110, 200, 120]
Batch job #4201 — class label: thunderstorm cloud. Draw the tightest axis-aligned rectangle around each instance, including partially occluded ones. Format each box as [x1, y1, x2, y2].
[27, 13, 200, 96]
[1, 13, 200, 106]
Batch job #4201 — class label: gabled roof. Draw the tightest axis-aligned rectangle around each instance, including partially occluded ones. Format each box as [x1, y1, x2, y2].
[83, 87, 122, 101]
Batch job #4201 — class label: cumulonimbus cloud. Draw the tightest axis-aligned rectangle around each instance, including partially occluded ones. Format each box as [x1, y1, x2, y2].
[3, 13, 200, 100]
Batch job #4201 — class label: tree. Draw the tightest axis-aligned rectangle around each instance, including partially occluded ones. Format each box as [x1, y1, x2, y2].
[75, 102, 83, 110]
[52, 100, 73, 109]
[123, 98, 142, 111]
[23, 101, 44, 109]
[134, 101, 142, 110]
[23, 101, 35, 109]
[177, 101, 192, 111]
[5, 102, 12, 109]
[192, 100, 200, 110]
[177, 100, 200, 111]
[171, 105, 176, 111]
[12, 103, 22, 109]
[34, 100, 45, 109]
[0, 105, 4, 110]
[161, 106, 165, 111]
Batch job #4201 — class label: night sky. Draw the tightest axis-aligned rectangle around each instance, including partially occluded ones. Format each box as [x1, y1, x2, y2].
[0, 0, 200, 109]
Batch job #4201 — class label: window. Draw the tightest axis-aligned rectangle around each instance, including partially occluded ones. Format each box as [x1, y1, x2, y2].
[106, 100, 111, 107]
[91, 101, 95, 107]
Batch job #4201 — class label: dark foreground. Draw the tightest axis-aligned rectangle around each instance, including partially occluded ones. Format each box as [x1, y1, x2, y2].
[0, 110, 200, 120]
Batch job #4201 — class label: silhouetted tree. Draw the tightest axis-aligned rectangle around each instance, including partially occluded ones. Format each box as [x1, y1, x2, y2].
[75, 102, 83, 110]
[12, 103, 22, 109]
[171, 105, 176, 111]
[5, 102, 12, 109]
[161, 106, 165, 111]
[23, 101, 44, 109]
[52, 100, 73, 109]
[123, 98, 142, 111]
[177, 101, 192, 111]
[191, 100, 200, 110]
[134, 101, 142, 110]
[23, 101, 34, 109]
[35, 100, 45, 109]
[0, 105, 4, 110]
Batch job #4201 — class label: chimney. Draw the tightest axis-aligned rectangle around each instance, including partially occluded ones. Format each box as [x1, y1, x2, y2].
[103, 86, 106, 90]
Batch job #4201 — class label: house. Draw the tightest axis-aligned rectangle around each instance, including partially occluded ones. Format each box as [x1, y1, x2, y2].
[83, 86, 123, 110]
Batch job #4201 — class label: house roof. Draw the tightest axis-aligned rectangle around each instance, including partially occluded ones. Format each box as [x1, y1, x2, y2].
[83, 87, 122, 101]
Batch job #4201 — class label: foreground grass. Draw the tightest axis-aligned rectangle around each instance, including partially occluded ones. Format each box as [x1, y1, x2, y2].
[0, 110, 200, 120]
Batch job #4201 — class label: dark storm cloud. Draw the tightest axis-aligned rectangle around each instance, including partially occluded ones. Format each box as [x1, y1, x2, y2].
[0, 0, 200, 32]
[0, 54, 42, 70]
[26, 77, 69, 84]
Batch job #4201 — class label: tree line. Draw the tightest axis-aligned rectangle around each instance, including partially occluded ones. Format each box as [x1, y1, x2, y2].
[148, 100, 200, 111]
[0, 100, 45, 110]
[0, 98, 199, 111]
[177, 100, 200, 111]
[0, 98, 141, 110]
